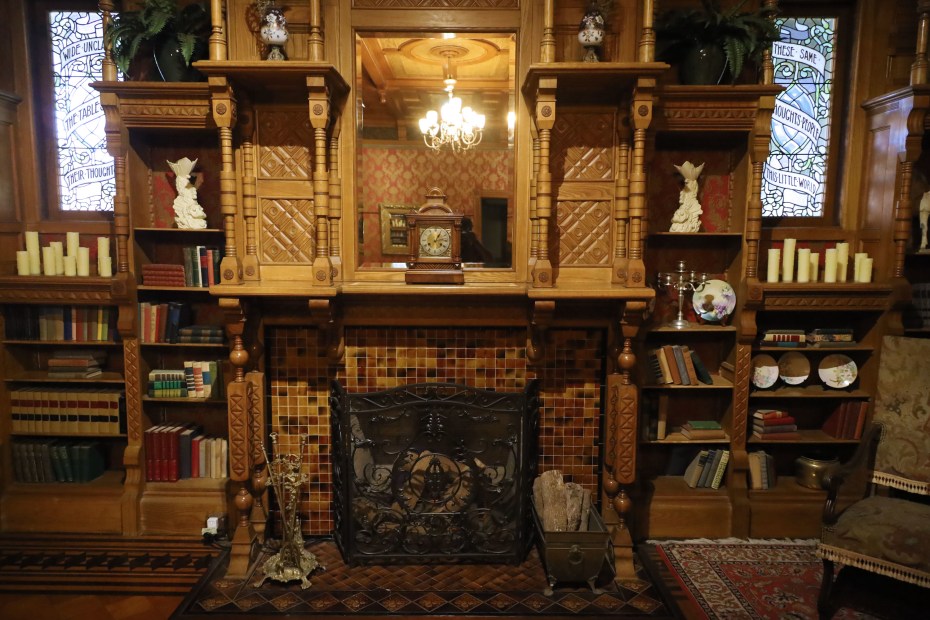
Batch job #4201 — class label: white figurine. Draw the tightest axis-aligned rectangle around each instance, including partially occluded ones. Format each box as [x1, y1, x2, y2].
[920, 190, 930, 251]
[167, 157, 207, 230]
[669, 161, 705, 233]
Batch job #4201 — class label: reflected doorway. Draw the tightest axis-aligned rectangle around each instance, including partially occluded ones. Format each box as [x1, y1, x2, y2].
[476, 193, 510, 267]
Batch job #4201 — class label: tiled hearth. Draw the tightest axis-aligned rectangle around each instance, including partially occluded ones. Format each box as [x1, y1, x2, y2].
[266, 326, 607, 535]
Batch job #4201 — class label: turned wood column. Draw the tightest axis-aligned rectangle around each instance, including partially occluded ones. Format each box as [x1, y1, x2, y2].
[328, 130, 343, 281]
[638, 0, 655, 63]
[222, 298, 253, 578]
[308, 0, 324, 62]
[604, 301, 646, 579]
[98, 1, 116, 82]
[209, 77, 241, 285]
[529, 136, 540, 268]
[309, 76, 333, 287]
[911, 0, 930, 85]
[247, 370, 268, 541]
[612, 122, 631, 285]
[208, 0, 227, 61]
[238, 100, 261, 281]
[627, 79, 655, 288]
[531, 79, 556, 288]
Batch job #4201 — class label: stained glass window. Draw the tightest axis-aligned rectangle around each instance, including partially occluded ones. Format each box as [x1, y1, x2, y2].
[50, 11, 114, 212]
[762, 17, 837, 217]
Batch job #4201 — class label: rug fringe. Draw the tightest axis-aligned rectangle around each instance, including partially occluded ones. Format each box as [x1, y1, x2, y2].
[645, 537, 817, 545]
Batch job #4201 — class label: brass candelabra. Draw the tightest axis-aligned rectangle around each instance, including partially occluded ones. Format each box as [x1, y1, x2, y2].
[657, 260, 708, 330]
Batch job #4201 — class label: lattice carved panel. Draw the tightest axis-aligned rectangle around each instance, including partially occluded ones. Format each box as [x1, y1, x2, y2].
[257, 109, 312, 179]
[260, 198, 316, 263]
[552, 200, 611, 265]
[551, 112, 614, 181]
[732, 343, 752, 447]
[124, 339, 141, 443]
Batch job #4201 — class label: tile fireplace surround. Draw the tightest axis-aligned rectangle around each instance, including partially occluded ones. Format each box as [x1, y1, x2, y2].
[266, 326, 607, 536]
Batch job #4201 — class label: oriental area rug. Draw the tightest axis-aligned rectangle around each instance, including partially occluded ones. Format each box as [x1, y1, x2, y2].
[0, 534, 221, 595]
[639, 538, 927, 620]
[171, 539, 674, 618]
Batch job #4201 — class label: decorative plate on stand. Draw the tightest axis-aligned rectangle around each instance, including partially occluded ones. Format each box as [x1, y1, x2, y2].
[818, 354, 858, 388]
[692, 279, 736, 323]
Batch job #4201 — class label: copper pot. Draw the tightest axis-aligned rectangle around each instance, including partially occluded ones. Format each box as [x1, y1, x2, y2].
[795, 456, 839, 489]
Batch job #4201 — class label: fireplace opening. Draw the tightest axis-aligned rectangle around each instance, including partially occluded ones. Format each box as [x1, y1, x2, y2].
[329, 380, 540, 565]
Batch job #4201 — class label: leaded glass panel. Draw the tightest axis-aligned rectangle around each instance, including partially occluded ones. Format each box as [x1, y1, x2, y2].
[50, 11, 114, 212]
[762, 17, 837, 217]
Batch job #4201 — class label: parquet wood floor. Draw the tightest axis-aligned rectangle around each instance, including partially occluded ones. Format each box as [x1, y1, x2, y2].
[0, 592, 183, 620]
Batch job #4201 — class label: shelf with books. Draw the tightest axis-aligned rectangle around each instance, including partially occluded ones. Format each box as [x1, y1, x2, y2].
[5, 371, 125, 384]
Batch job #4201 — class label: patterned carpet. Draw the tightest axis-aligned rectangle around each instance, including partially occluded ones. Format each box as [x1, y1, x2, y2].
[639, 539, 927, 620]
[172, 539, 674, 618]
[0, 534, 221, 595]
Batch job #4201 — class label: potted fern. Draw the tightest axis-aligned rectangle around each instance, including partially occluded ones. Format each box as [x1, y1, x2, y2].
[105, 0, 210, 81]
[656, 0, 779, 85]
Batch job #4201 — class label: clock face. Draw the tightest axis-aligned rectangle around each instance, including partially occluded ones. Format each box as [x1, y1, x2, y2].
[419, 226, 452, 257]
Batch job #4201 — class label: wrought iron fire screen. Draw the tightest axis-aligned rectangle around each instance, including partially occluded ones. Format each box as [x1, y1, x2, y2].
[330, 381, 540, 565]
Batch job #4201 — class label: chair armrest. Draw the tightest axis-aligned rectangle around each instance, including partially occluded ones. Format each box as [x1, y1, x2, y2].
[821, 423, 882, 526]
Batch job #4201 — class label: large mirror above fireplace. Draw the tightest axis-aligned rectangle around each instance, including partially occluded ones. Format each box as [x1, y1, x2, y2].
[354, 32, 516, 270]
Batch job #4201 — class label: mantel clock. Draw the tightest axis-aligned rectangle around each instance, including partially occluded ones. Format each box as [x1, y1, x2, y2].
[405, 188, 464, 284]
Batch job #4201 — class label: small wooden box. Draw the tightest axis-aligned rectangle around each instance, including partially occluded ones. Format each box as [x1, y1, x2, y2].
[533, 504, 615, 595]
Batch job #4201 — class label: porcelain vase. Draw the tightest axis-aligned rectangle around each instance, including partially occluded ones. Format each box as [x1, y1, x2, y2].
[578, 7, 606, 62]
[260, 7, 289, 61]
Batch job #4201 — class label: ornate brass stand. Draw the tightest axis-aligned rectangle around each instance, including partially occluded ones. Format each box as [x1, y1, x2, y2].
[253, 433, 322, 589]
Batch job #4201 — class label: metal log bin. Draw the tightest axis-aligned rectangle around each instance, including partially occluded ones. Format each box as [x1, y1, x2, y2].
[532, 504, 615, 596]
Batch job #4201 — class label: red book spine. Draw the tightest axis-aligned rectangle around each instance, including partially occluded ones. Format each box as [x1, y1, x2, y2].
[168, 427, 180, 482]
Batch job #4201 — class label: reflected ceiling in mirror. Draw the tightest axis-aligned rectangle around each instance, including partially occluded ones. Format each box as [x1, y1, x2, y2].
[355, 32, 516, 269]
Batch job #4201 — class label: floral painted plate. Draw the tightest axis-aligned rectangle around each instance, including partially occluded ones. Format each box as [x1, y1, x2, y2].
[692, 279, 736, 323]
[751, 354, 779, 389]
[818, 354, 858, 389]
[778, 351, 811, 386]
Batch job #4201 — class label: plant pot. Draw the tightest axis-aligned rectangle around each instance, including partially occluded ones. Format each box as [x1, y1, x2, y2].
[679, 44, 726, 85]
[153, 36, 207, 82]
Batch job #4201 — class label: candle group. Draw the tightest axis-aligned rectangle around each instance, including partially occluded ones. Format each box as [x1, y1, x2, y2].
[767, 241, 873, 284]
[17, 231, 112, 278]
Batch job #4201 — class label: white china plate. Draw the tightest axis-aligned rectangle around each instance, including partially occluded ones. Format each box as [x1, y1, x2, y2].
[818, 354, 858, 389]
[778, 351, 811, 386]
[692, 279, 736, 323]
[751, 354, 779, 389]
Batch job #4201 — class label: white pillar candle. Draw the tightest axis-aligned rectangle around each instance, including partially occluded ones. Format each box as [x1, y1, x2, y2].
[16, 251, 29, 276]
[98, 256, 112, 278]
[781, 238, 796, 283]
[25, 231, 40, 275]
[824, 248, 838, 283]
[63, 255, 77, 276]
[97, 236, 110, 260]
[42, 246, 56, 276]
[809, 253, 819, 283]
[50, 241, 64, 275]
[796, 248, 811, 283]
[65, 232, 79, 258]
[836, 242, 849, 282]
[859, 257, 873, 283]
[854, 252, 867, 281]
[767, 248, 781, 283]
[77, 246, 90, 276]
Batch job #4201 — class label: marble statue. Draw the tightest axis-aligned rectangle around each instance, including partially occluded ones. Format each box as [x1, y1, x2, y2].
[920, 190, 930, 251]
[167, 157, 207, 230]
[670, 161, 705, 233]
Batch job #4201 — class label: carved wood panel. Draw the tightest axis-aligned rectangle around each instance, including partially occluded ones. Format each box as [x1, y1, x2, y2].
[257, 109, 312, 179]
[260, 198, 316, 263]
[553, 199, 612, 265]
[551, 112, 614, 181]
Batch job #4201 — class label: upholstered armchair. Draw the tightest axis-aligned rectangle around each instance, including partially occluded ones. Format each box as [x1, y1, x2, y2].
[817, 336, 930, 619]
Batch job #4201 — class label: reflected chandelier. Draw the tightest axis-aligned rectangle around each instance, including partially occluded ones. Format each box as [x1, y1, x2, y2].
[419, 58, 485, 153]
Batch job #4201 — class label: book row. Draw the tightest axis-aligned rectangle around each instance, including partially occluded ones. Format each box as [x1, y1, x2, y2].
[9, 388, 124, 435]
[751, 408, 799, 440]
[147, 360, 224, 399]
[140, 246, 224, 288]
[138, 299, 225, 344]
[747, 450, 777, 489]
[45, 348, 108, 379]
[760, 328, 856, 348]
[647, 344, 713, 386]
[144, 424, 227, 482]
[822, 401, 869, 439]
[4, 305, 118, 342]
[11, 439, 107, 484]
[684, 448, 730, 489]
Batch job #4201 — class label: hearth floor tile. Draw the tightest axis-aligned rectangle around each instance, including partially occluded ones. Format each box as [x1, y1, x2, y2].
[173, 539, 674, 618]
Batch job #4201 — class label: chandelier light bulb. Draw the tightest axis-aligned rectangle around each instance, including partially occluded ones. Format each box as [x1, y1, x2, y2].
[419, 56, 486, 153]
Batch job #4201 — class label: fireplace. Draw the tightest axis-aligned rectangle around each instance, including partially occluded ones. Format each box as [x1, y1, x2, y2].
[329, 380, 540, 565]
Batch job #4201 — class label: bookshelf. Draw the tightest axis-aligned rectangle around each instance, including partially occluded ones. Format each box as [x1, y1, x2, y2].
[0, 282, 132, 533]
